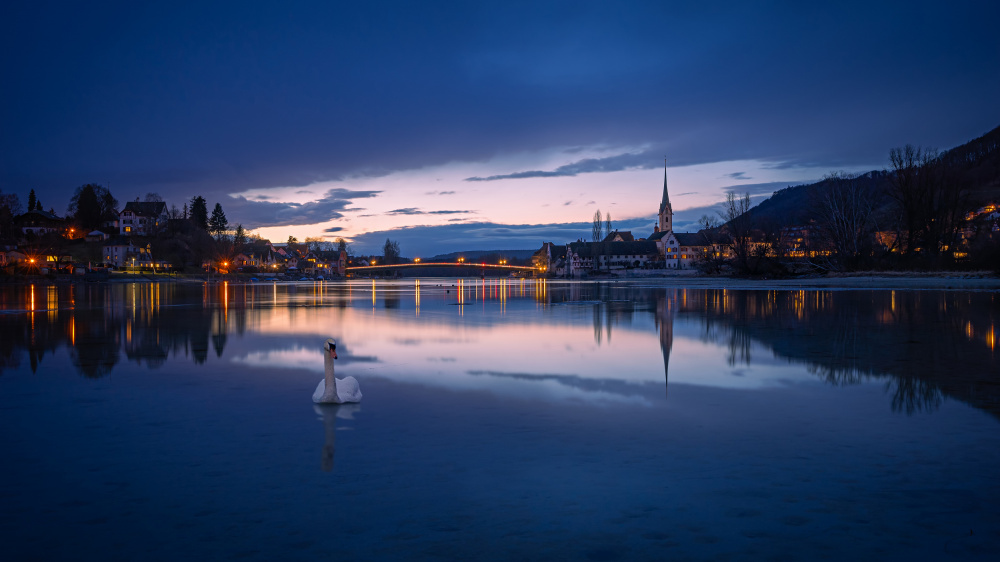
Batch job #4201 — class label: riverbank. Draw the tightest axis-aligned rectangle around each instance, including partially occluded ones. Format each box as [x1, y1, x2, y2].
[2, 271, 998, 290]
[621, 271, 1000, 290]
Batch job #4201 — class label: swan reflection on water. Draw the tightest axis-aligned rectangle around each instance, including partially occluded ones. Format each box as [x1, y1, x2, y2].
[314, 403, 361, 472]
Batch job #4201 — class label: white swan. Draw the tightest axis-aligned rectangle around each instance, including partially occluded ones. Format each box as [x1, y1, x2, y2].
[312, 338, 362, 403]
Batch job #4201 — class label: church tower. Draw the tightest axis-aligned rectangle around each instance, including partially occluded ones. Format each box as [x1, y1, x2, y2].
[658, 159, 673, 233]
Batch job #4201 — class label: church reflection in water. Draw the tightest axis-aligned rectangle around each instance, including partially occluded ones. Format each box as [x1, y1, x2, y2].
[1, 280, 997, 418]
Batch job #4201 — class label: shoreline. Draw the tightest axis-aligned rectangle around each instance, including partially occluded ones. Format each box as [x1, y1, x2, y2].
[1, 271, 998, 290]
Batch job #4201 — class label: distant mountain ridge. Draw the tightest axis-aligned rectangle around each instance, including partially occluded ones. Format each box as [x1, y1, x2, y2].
[427, 249, 537, 262]
[744, 124, 1000, 227]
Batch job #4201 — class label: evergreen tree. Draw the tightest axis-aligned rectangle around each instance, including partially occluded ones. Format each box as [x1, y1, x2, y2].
[209, 203, 228, 237]
[68, 184, 118, 230]
[233, 224, 247, 249]
[190, 196, 208, 230]
[27, 189, 36, 212]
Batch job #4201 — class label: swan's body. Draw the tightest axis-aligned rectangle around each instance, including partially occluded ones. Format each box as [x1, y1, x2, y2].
[313, 338, 362, 404]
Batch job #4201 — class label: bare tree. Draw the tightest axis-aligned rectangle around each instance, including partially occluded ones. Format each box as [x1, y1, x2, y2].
[815, 172, 882, 270]
[693, 214, 725, 273]
[719, 192, 754, 273]
[592, 210, 603, 242]
[604, 212, 612, 239]
[888, 145, 972, 262]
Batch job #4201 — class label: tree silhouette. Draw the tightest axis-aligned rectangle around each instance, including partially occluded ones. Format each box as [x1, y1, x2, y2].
[68, 184, 117, 230]
[382, 238, 401, 265]
[189, 196, 208, 230]
[209, 203, 228, 238]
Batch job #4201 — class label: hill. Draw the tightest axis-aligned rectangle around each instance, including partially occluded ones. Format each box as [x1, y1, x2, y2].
[427, 249, 537, 262]
[744, 124, 1000, 227]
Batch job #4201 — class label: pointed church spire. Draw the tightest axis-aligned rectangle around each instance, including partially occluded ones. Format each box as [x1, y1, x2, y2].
[658, 158, 673, 233]
[660, 157, 670, 211]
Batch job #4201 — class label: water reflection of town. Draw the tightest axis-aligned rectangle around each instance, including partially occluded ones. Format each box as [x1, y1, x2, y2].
[1, 281, 996, 417]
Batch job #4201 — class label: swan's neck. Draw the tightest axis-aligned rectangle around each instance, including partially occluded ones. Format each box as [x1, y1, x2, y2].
[324, 353, 337, 392]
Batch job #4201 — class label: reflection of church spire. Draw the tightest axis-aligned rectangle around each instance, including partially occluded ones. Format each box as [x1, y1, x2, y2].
[656, 291, 675, 398]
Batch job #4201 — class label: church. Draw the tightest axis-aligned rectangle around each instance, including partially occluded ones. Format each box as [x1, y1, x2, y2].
[536, 163, 715, 276]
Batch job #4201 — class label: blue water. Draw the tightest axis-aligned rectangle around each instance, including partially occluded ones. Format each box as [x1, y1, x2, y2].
[1, 280, 998, 560]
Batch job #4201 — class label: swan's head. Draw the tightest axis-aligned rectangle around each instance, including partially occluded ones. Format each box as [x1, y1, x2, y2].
[324, 338, 338, 359]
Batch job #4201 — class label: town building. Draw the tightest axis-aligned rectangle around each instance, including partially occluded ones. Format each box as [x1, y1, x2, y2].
[119, 200, 169, 236]
[15, 210, 65, 237]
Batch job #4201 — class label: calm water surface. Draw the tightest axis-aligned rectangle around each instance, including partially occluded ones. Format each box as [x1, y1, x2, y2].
[1, 279, 998, 560]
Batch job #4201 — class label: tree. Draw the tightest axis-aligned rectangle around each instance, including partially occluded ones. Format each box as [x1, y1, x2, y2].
[99, 189, 118, 225]
[189, 196, 208, 230]
[814, 172, 882, 270]
[0, 189, 23, 239]
[27, 189, 36, 213]
[305, 236, 329, 253]
[604, 212, 612, 239]
[144, 192, 164, 202]
[233, 224, 247, 250]
[209, 203, 228, 238]
[382, 238, 401, 265]
[886, 145, 970, 261]
[719, 192, 755, 274]
[592, 210, 603, 242]
[68, 183, 117, 230]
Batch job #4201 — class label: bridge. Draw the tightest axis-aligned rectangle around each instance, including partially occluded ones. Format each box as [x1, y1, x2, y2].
[346, 262, 542, 275]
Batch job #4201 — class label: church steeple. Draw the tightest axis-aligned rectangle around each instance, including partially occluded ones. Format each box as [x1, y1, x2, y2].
[658, 158, 672, 233]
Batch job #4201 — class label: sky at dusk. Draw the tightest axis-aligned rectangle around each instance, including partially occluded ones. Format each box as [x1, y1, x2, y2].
[2, 1, 998, 257]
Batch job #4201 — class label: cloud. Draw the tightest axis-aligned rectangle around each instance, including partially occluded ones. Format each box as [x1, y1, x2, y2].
[425, 190, 456, 195]
[386, 208, 474, 216]
[323, 226, 344, 233]
[726, 172, 752, 180]
[223, 188, 380, 228]
[465, 150, 665, 182]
